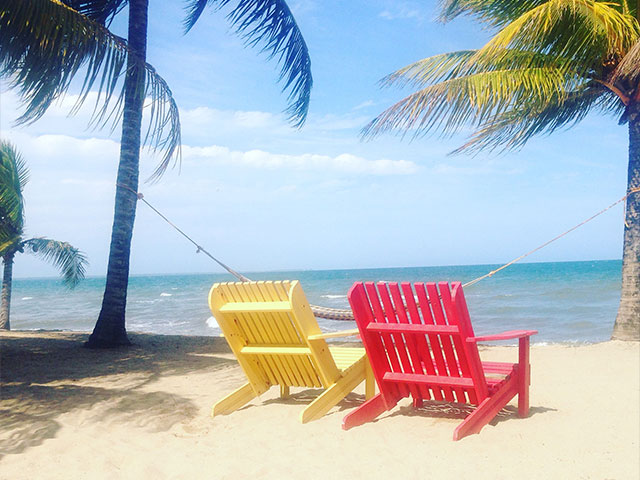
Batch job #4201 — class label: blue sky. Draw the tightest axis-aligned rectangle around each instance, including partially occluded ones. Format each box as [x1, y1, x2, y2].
[0, 0, 629, 278]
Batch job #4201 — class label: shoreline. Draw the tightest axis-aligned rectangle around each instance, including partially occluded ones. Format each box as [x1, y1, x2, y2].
[1, 328, 620, 347]
[1, 330, 638, 479]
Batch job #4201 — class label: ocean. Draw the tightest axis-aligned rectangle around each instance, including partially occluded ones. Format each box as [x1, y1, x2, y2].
[9, 260, 621, 344]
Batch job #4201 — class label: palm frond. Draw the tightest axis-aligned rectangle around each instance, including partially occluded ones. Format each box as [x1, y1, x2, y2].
[473, 0, 640, 73]
[364, 64, 579, 140]
[61, 0, 127, 25]
[0, 237, 23, 256]
[23, 237, 88, 288]
[0, 140, 27, 238]
[382, 51, 478, 88]
[382, 48, 573, 89]
[438, 0, 548, 27]
[1, 0, 181, 178]
[184, 0, 312, 126]
[440, 1, 636, 27]
[611, 39, 640, 92]
[453, 82, 618, 153]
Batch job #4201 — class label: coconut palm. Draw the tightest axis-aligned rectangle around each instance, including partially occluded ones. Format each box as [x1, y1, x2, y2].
[1, 0, 312, 347]
[364, 0, 640, 341]
[0, 141, 88, 330]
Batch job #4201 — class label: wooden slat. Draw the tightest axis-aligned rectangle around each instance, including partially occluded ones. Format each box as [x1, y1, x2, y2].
[415, 283, 451, 400]
[288, 281, 339, 387]
[256, 282, 306, 387]
[348, 283, 401, 406]
[439, 283, 472, 404]
[383, 372, 474, 389]
[392, 283, 433, 403]
[482, 362, 515, 375]
[452, 283, 489, 403]
[389, 284, 422, 375]
[230, 282, 284, 385]
[366, 324, 460, 335]
[366, 282, 409, 398]
[258, 282, 307, 387]
[427, 282, 466, 403]
[219, 301, 292, 313]
[241, 346, 313, 355]
[415, 284, 448, 372]
[307, 329, 359, 340]
[271, 281, 320, 388]
[264, 282, 301, 344]
[378, 283, 422, 402]
[209, 284, 270, 392]
[328, 347, 366, 371]
[401, 282, 441, 401]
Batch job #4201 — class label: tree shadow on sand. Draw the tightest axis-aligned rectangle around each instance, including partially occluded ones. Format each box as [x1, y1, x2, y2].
[0, 332, 235, 458]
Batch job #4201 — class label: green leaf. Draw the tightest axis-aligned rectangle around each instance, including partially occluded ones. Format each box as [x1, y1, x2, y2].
[23, 237, 88, 288]
[184, 0, 312, 127]
[1, 0, 182, 178]
[366, 0, 638, 154]
[0, 140, 27, 247]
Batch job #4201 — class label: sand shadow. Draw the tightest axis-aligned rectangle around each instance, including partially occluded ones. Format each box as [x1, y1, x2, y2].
[386, 401, 557, 426]
[254, 388, 369, 417]
[0, 332, 235, 458]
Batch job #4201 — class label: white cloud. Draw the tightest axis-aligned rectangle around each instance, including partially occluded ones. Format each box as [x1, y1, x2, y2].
[182, 144, 419, 175]
[353, 100, 375, 111]
[309, 113, 370, 131]
[379, 4, 426, 22]
[431, 159, 524, 176]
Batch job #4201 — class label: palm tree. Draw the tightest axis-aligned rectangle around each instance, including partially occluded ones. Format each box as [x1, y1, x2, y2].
[1, 0, 312, 347]
[0, 141, 88, 330]
[363, 0, 640, 341]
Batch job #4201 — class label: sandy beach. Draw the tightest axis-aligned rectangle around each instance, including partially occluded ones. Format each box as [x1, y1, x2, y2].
[1, 330, 638, 479]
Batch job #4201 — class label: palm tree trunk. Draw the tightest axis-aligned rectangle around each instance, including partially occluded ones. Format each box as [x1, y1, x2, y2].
[86, 0, 148, 348]
[612, 101, 640, 341]
[0, 252, 15, 330]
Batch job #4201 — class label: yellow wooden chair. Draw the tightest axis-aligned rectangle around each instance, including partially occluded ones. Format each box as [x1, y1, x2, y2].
[208, 280, 374, 423]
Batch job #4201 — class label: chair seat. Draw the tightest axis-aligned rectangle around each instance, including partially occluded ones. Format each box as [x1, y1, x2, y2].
[329, 346, 367, 372]
[482, 361, 517, 395]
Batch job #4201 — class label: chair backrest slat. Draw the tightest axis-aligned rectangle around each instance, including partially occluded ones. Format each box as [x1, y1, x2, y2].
[348, 281, 489, 406]
[364, 282, 410, 398]
[209, 280, 340, 389]
[401, 282, 443, 401]
[348, 283, 401, 402]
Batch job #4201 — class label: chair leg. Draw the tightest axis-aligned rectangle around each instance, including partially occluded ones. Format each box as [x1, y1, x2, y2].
[342, 393, 390, 430]
[453, 377, 517, 441]
[280, 385, 290, 399]
[212, 382, 259, 417]
[518, 336, 531, 417]
[365, 362, 375, 400]
[300, 360, 366, 423]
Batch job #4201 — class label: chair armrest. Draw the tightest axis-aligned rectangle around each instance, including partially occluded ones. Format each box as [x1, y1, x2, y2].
[467, 330, 538, 343]
[308, 329, 360, 340]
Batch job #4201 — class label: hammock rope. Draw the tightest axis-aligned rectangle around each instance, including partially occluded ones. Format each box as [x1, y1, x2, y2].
[118, 183, 639, 321]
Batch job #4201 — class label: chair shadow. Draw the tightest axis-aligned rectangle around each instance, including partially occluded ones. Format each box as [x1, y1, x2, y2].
[0, 332, 235, 458]
[257, 388, 369, 415]
[386, 401, 557, 426]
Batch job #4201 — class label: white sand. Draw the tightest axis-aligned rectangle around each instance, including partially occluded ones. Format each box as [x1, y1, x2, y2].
[1, 331, 638, 479]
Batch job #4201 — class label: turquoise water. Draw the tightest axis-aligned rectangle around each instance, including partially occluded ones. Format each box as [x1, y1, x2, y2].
[9, 260, 621, 344]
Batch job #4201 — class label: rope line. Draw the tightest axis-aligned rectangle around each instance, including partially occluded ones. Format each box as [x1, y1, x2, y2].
[462, 187, 639, 289]
[117, 183, 249, 282]
[118, 183, 638, 321]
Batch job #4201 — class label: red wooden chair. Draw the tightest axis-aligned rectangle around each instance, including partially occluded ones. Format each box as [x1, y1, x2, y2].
[342, 281, 537, 440]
